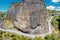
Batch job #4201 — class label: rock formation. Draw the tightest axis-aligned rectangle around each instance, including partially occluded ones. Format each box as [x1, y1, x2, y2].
[7, 0, 49, 34]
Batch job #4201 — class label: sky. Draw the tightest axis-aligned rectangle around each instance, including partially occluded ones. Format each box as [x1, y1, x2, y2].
[0, 0, 60, 12]
[44, 0, 60, 11]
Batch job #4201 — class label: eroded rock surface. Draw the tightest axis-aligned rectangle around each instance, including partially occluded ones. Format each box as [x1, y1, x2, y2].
[7, 0, 49, 34]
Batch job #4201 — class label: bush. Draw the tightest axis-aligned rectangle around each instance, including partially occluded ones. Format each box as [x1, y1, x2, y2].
[0, 30, 31, 40]
[0, 30, 60, 40]
[34, 36, 45, 40]
[45, 33, 60, 40]
[51, 15, 60, 28]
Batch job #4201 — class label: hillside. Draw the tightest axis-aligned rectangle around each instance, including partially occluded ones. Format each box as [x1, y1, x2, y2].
[48, 9, 60, 14]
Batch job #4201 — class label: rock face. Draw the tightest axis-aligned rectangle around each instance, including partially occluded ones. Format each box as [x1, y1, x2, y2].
[7, 0, 49, 34]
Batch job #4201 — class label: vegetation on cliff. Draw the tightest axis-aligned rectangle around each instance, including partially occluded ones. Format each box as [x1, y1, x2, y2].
[12, 2, 20, 6]
[0, 12, 6, 20]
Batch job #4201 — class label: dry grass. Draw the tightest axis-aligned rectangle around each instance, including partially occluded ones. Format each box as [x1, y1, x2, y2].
[5, 19, 12, 29]
[52, 26, 59, 34]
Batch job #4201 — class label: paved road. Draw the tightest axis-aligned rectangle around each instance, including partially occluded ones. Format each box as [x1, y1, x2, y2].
[0, 16, 54, 38]
[48, 16, 54, 34]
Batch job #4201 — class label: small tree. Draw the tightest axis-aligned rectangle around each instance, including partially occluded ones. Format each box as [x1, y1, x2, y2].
[45, 34, 59, 40]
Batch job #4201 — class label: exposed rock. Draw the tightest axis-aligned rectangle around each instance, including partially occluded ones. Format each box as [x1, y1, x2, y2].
[7, 0, 49, 34]
[0, 19, 14, 29]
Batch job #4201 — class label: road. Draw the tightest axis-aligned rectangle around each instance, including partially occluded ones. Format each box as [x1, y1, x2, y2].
[48, 16, 54, 34]
[0, 16, 54, 38]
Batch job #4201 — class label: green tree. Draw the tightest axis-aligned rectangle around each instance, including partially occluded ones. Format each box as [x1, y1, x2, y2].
[45, 34, 59, 40]
[0, 31, 4, 40]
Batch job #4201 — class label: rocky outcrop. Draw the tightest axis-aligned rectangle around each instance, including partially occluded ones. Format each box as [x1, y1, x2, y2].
[7, 0, 49, 34]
